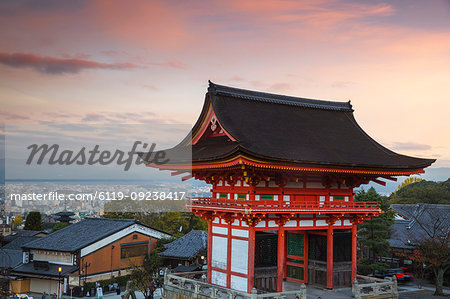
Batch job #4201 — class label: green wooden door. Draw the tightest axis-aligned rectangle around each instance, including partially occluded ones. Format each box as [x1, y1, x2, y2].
[286, 232, 307, 282]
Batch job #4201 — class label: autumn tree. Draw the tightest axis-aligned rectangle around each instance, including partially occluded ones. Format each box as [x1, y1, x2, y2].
[13, 216, 23, 229]
[408, 205, 450, 296]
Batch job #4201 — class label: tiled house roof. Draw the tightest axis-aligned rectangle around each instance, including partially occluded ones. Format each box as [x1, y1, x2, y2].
[160, 230, 207, 259]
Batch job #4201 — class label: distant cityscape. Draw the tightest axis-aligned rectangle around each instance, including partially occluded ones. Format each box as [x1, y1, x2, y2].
[0, 180, 211, 224]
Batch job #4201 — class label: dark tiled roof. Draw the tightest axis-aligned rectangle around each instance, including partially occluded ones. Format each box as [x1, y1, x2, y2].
[0, 249, 23, 268]
[145, 82, 435, 171]
[173, 263, 202, 272]
[160, 230, 207, 259]
[389, 204, 450, 249]
[13, 262, 78, 277]
[23, 218, 138, 252]
[2, 230, 44, 242]
[2, 236, 42, 250]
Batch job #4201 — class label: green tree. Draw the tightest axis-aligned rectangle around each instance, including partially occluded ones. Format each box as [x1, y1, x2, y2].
[24, 211, 43, 231]
[356, 187, 394, 264]
[50, 222, 70, 232]
[130, 249, 162, 299]
[140, 212, 207, 237]
[389, 178, 450, 205]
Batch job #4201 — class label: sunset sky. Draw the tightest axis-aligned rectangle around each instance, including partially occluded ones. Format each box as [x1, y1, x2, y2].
[1, 0, 450, 177]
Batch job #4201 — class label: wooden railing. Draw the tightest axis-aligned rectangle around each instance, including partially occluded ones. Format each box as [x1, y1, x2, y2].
[165, 271, 306, 299]
[352, 275, 398, 299]
[188, 198, 379, 214]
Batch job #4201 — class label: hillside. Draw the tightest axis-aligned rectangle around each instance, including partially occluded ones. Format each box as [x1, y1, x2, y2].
[388, 178, 450, 204]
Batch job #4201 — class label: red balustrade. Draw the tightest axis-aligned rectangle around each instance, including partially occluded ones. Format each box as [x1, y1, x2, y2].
[187, 197, 380, 214]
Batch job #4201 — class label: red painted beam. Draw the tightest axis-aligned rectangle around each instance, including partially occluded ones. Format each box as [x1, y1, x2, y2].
[170, 170, 186, 176]
[181, 174, 193, 181]
[383, 176, 397, 182]
[372, 179, 386, 186]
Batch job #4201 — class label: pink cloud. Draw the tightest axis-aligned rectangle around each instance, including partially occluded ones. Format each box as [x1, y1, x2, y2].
[0, 112, 29, 120]
[0, 52, 139, 74]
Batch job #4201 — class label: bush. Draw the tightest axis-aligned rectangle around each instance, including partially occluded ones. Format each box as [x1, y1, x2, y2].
[358, 258, 389, 276]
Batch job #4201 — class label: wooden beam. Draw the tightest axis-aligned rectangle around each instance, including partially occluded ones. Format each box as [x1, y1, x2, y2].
[372, 179, 386, 186]
[171, 170, 186, 176]
[383, 176, 397, 182]
[181, 174, 193, 181]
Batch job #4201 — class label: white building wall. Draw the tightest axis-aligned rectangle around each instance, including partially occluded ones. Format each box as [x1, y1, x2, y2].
[30, 278, 58, 294]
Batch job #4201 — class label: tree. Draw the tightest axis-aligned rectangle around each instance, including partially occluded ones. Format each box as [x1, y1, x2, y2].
[130, 250, 162, 299]
[356, 187, 394, 263]
[13, 216, 23, 229]
[407, 205, 450, 296]
[396, 177, 422, 191]
[389, 178, 450, 205]
[24, 211, 42, 231]
[50, 222, 70, 232]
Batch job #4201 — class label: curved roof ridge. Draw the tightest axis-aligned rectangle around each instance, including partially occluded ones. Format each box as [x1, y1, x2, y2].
[208, 80, 353, 112]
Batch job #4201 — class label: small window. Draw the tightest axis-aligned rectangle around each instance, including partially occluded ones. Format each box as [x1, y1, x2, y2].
[260, 195, 273, 200]
[237, 194, 246, 199]
[334, 196, 345, 201]
[120, 243, 148, 259]
[219, 193, 228, 199]
[133, 234, 138, 239]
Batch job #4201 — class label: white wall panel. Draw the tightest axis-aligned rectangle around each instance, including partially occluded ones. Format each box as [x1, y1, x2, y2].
[316, 220, 327, 226]
[333, 220, 342, 226]
[299, 220, 313, 227]
[232, 229, 249, 238]
[212, 236, 227, 269]
[211, 270, 227, 287]
[231, 239, 248, 274]
[285, 220, 297, 227]
[255, 220, 266, 227]
[230, 275, 247, 292]
[212, 226, 228, 235]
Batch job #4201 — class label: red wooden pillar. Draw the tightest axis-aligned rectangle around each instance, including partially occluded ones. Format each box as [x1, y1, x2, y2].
[326, 224, 333, 289]
[226, 221, 232, 288]
[207, 220, 213, 284]
[351, 222, 357, 281]
[277, 227, 285, 292]
[247, 226, 255, 293]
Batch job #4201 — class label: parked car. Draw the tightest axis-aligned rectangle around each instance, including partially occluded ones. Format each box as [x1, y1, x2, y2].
[374, 267, 413, 281]
[9, 295, 33, 299]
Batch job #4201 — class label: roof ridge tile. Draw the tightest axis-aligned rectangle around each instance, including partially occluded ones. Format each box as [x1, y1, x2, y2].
[208, 80, 353, 112]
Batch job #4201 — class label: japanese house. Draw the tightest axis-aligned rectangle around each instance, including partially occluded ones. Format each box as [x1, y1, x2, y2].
[10, 218, 170, 295]
[160, 230, 207, 269]
[142, 81, 434, 292]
